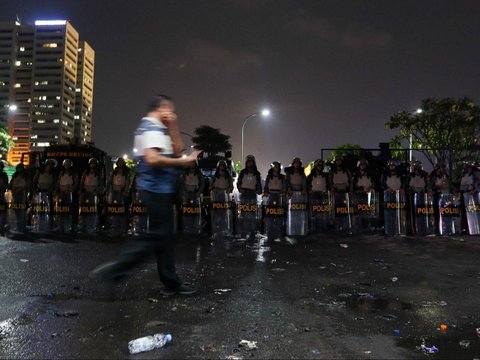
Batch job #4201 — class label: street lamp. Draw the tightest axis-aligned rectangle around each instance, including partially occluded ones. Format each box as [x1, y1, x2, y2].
[241, 109, 270, 163]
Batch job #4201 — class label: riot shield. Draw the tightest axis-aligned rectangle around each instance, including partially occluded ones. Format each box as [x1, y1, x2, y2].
[131, 192, 148, 235]
[309, 192, 332, 234]
[354, 191, 378, 233]
[181, 191, 202, 234]
[383, 190, 406, 236]
[210, 190, 233, 238]
[31, 192, 52, 233]
[286, 191, 308, 236]
[8, 189, 27, 234]
[0, 191, 7, 234]
[413, 192, 435, 236]
[236, 191, 261, 239]
[78, 192, 98, 235]
[438, 194, 461, 236]
[106, 191, 128, 235]
[53, 192, 73, 233]
[333, 192, 353, 233]
[263, 192, 285, 240]
[463, 192, 480, 235]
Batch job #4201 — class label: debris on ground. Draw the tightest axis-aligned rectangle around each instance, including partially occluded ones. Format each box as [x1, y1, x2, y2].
[340, 243, 349, 248]
[55, 310, 79, 317]
[459, 340, 470, 349]
[214, 289, 232, 295]
[238, 339, 257, 350]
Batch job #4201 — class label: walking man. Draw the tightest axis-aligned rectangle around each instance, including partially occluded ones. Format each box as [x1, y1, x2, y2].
[92, 94, 201, 295]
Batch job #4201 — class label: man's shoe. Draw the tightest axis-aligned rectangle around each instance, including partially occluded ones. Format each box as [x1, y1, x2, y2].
[158, 284, 197, 296]
[175, 284, 197, 295]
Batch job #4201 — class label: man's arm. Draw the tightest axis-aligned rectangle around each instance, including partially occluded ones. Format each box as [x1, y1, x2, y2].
[143, 148, 201, 168]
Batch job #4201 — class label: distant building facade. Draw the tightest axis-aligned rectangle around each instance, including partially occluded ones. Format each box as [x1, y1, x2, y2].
[0, 19, 95, 164]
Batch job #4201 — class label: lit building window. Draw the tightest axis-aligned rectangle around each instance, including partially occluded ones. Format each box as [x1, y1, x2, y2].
[38, 120, 45, 124]
[20, 47, 25, 51]
[56, 96, 61, 100]
[75, 88, 81, 92]
[42, 43, 58, 48]
[14, 83, 21, 88]
[15, 61, 21, 66]
[53, 119, 60, 123]
[37, 142, 50, 147]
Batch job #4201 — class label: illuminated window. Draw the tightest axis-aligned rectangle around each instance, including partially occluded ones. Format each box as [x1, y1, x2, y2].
[12, 136, 18, 140]
[53, 119, 60, 123]
[62, 121, 68, 126]
[34, 81, 39, 86]
[37, 142, 50, 147]
[40, 81, 49, 85]
[37, 120, 45, 124]
[15, 61, 21, 66]
[14, 83, 21, 88]
[74, 115, 80, 119]
[75, 88, 81, 92]
[31, 135, 38, 139]
[56, 96, 61, 100]
[42, 43, 58, 48]
[20, 47, 25, 51]
[67, 131, 71, 135]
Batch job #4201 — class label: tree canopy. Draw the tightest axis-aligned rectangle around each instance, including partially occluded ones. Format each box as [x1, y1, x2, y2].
[386, 97, 480, 169]
[0, 127, 12, 158]
[192, 125, 232, 157]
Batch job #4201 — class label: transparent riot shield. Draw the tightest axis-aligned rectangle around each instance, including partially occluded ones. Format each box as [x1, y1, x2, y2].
[8, 189, 28, 234]
[286, 191, 308, 236]
[383, 190, 406, 236]
[78, 192, 98, 235]
[31, 192, 52, 233]
[263, 192, 285, 240]
[354, 191, 379, 233]
[106, 191, 127, 235]
[412, 192, 435, 236]
[236, 191, 261, 239]
[309, 192, 332, 234]
[53, 192, 73, 233]
[333, 192, 353, 233]
[131, 192, 148, 235]
[181, 191, 202, 234]
[438, 194, 461, 236]
[210, 190, 233, 238]
[463, 192, 480, 235]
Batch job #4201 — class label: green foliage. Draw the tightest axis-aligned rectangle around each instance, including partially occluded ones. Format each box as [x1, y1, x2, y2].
[192, 125, 232, 157]
[386, 97, 480, 168]
[0, 127, 12, 155]
[325, 144, 364, 162]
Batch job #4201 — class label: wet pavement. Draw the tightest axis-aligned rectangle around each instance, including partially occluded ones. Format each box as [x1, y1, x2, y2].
[1, 231, 480, 359]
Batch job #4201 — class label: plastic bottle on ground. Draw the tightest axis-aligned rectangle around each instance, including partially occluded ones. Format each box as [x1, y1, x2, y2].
[128, 333, 172, 354]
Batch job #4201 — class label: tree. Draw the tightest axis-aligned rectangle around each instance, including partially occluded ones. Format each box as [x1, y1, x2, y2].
[386, 97, 480, 169]
[192, 125, 232, 157]
[0, 127, 12, 159]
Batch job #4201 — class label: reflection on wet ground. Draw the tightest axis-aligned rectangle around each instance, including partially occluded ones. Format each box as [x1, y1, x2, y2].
[1, 230, 480, 358]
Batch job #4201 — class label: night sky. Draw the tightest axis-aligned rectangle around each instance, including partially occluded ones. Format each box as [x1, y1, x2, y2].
[3, 0, 480, 174]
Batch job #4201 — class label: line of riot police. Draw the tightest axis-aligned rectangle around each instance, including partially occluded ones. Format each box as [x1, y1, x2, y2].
[178, 155, 480, 240]
[0, 157, 136, 236]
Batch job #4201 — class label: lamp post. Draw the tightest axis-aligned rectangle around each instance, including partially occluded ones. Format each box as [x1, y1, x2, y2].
[410, 108, 422, 162]
[241, 109, 270, 163]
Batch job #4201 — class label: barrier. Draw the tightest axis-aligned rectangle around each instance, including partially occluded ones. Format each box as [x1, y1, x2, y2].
[438, 193, 461, 235]
[309, 192, 332, 234]
[383, 190, 406, 236]
[333, 192, 353, 233]
[286, 191, 308, 236]
[412, 192, 435, 236]
[31, 192, 52, 233]
[210, 190, 233, 238]
[464, 192, 480, 235]
[263, 192, 285, 239]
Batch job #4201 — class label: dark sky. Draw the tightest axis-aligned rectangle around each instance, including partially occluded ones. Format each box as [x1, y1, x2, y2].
[3, 0, 480, 174]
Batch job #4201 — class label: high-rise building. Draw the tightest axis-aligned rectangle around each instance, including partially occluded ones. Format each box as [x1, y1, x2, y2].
[0, 19, 95, 164]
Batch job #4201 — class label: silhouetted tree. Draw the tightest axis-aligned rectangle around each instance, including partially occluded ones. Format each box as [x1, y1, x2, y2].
[192, 125, 232, 157]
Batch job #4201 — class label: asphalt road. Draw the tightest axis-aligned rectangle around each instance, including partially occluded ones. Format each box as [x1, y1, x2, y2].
[0, 231, 479, 359]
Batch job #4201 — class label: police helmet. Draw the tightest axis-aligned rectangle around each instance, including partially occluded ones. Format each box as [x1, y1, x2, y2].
[62, 159, 73, 167]
[271, 161, 281, 168]
[292, 157, 302, 166]
[314, 159, 324, 167]
[44, 158, 58, 167]
[245, 155, 255, 163]
[217, 160, 227, 168]
[357, 158, 368, 167]
[116, 157, 126, 166]
[88, 157, 99, 165]
[387, 159, 399, 167]
[412, 160, 422, 171]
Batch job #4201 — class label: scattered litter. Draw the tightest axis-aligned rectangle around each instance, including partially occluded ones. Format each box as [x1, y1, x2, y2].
[421, 300, 447, 307]
[128, 333, 172, 354]
[271, 268, 286, 272]
[214, 288, 232, 295]
[20, 259, 29, 262]
[374, 259, 385, 264]
[304, 327, 311, 332]
[440, 324, 448, 331]
[147, 298, 159, 303]
[419, 344, 439, 354]
[338, 293, 352, 298]
[225, 355, 243, 360]
[340, 243, 349, 248]
[145, 320, 167, 328]
[55, 310, 79, 317]
[364, 350, 372, 354]
[47, 292, 54, 300]
[391, 277, 398, 282]
[381, 314, 397, 321]
[393, 329, 401, 335]
[459, 340, 470, 349]
[476, 327, 480, 337]
[200, 344, 217, 352]
[311, 349, 321, 355]
[239, 339, 257, 350]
